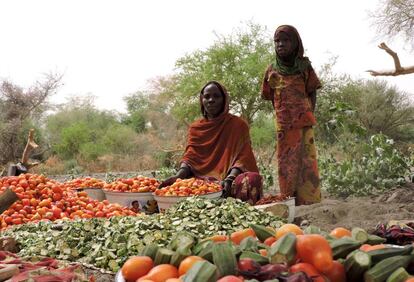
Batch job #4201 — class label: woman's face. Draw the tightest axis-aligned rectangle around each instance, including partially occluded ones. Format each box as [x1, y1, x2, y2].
[274, 32, 294, 58]
[201, 83, 224, 118]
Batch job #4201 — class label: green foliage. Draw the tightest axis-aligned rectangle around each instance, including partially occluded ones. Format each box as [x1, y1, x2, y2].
[165, 21, 274, 124]
[122, 91, 151, 133]
[320, 134, 413, 198]
[316, 61, 414, 144]
[124, 91, 150, 113]
[154, 167, 178, 180]
[250, 113, 275, 149]
[54, 122, 91, 159]
[354, 80, 414, 142]
[79, 142, 107, 161]
[47, 98, 140, 162]
[315, 59, 367, 143]
[100, 124, 137, 155]
[64, 159, 84, 175]
[258, 161, 275, 191]
[122, 111, 146, 133]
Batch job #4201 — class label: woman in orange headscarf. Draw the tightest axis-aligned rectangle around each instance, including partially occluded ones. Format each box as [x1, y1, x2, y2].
[159, 81, 263, 204]
[261, 25, 321, 206]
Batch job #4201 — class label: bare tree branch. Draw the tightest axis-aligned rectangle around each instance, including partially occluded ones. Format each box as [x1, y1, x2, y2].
[367, 43, 414, 76]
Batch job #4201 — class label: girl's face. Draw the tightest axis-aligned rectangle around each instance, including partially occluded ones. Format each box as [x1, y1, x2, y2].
[274, 32, 294, 58]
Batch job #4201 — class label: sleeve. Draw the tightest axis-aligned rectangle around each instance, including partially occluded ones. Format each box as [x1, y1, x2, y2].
[305, 67, 322, 95]
[261, 65, 275, 102]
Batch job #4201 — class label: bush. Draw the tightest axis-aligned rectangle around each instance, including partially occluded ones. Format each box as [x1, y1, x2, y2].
[320, 134, 413, 198]
[100, 124, 138, 155]
[250, 113, 275, 150]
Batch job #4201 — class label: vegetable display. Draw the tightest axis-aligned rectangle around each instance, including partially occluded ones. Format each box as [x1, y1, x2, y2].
[103, 176, 160, 192]
[63, 177, 106, 189]
[1, 197, 283, 271]
[154, 178, 222, 197]
[0, 174, 135, 228]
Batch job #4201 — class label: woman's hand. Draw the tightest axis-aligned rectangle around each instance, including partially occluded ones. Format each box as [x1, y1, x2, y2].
[221, 179, 233, 197]
[158, 165, 192, 189]
[158, 176, 178, 189]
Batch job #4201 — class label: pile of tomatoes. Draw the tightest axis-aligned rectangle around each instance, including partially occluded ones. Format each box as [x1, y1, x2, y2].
[63, 177, 106, 189]
[103, 176, 159, 193]
[154, 178, 222, 197]
[255, 194, 291, 205]
[0, 174, 136, 229]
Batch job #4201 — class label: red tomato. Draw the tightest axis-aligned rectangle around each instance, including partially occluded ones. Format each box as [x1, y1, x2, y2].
[237, 258, 261, 272]
[22, 199, 30, 206]
[11, 218, 22, 225]
[324, 261, 346, 282]
[290, 263, 325, 282]
[264, 237, 277, 246]
[52, 207, 62, 219]
[296, 235, 334, 273]
[52, 193, 62, 201]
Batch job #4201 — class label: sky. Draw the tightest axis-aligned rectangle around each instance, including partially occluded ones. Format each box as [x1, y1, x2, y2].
[0, 0, 413, 113]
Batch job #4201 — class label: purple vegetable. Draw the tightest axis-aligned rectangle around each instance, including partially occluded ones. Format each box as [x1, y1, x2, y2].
[257, 263, 289, 281]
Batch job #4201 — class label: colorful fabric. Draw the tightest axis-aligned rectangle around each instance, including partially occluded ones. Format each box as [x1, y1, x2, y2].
[0, 251, 91, 282]
[261, 65, 321, 130]
[374, 221, 414, 245]
[277, 127, 321, 205]
[272, 25, 311, 75]
[181, 81, 259, 181]
[229, 172, 263, 205]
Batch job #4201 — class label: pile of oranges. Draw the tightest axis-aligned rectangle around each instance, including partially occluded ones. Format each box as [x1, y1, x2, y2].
[63, 177, 106, 189]
[103, 176, 160, 193]
[154, 178, 222, 197]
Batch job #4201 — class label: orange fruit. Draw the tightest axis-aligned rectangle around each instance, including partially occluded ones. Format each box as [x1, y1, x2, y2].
[330, 227, 352, 239]
[276, 224, 303, 239]
[360, 244, 385, 252]
[165, 279, 182, 282]
[121, 256, 153, 282]
[259, 249, 268, 256]
[207, 235, 228, 242]
[230, 228, 256, 245]
[138, 264, 178, 282]
[178, 256, 205, 276]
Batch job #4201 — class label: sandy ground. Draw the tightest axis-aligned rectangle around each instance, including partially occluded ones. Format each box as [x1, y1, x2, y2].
[294, 182, 414, 232]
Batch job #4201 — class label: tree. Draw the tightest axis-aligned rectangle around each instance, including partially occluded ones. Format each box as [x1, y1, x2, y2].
[368, 0, 414, 76]
[370, 0, 414, 48]
[316, 60, 414, 144]
[354, 80, 414, 142]
[122, 91, 150, 133]
[0, 73, 62, 164]
[46, 96, 120, 160]
[165, 22, 274, 125]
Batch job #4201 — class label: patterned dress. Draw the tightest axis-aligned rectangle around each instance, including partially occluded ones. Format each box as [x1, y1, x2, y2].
[262, 65, 321, 205]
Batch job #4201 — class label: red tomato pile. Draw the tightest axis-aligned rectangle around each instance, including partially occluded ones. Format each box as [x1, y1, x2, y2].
[103, 176, 160, 193]
[154, 178, 222, 197]
[0, 174, 136, 229]
[63, 177, 106, 189]
[255, 194, 291, 205]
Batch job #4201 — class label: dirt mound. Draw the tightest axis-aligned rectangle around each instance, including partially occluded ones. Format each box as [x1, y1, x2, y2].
[294, 183, 414, 232]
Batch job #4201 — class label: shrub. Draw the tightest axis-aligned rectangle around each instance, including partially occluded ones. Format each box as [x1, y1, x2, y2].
[320, 134, 413, 197]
